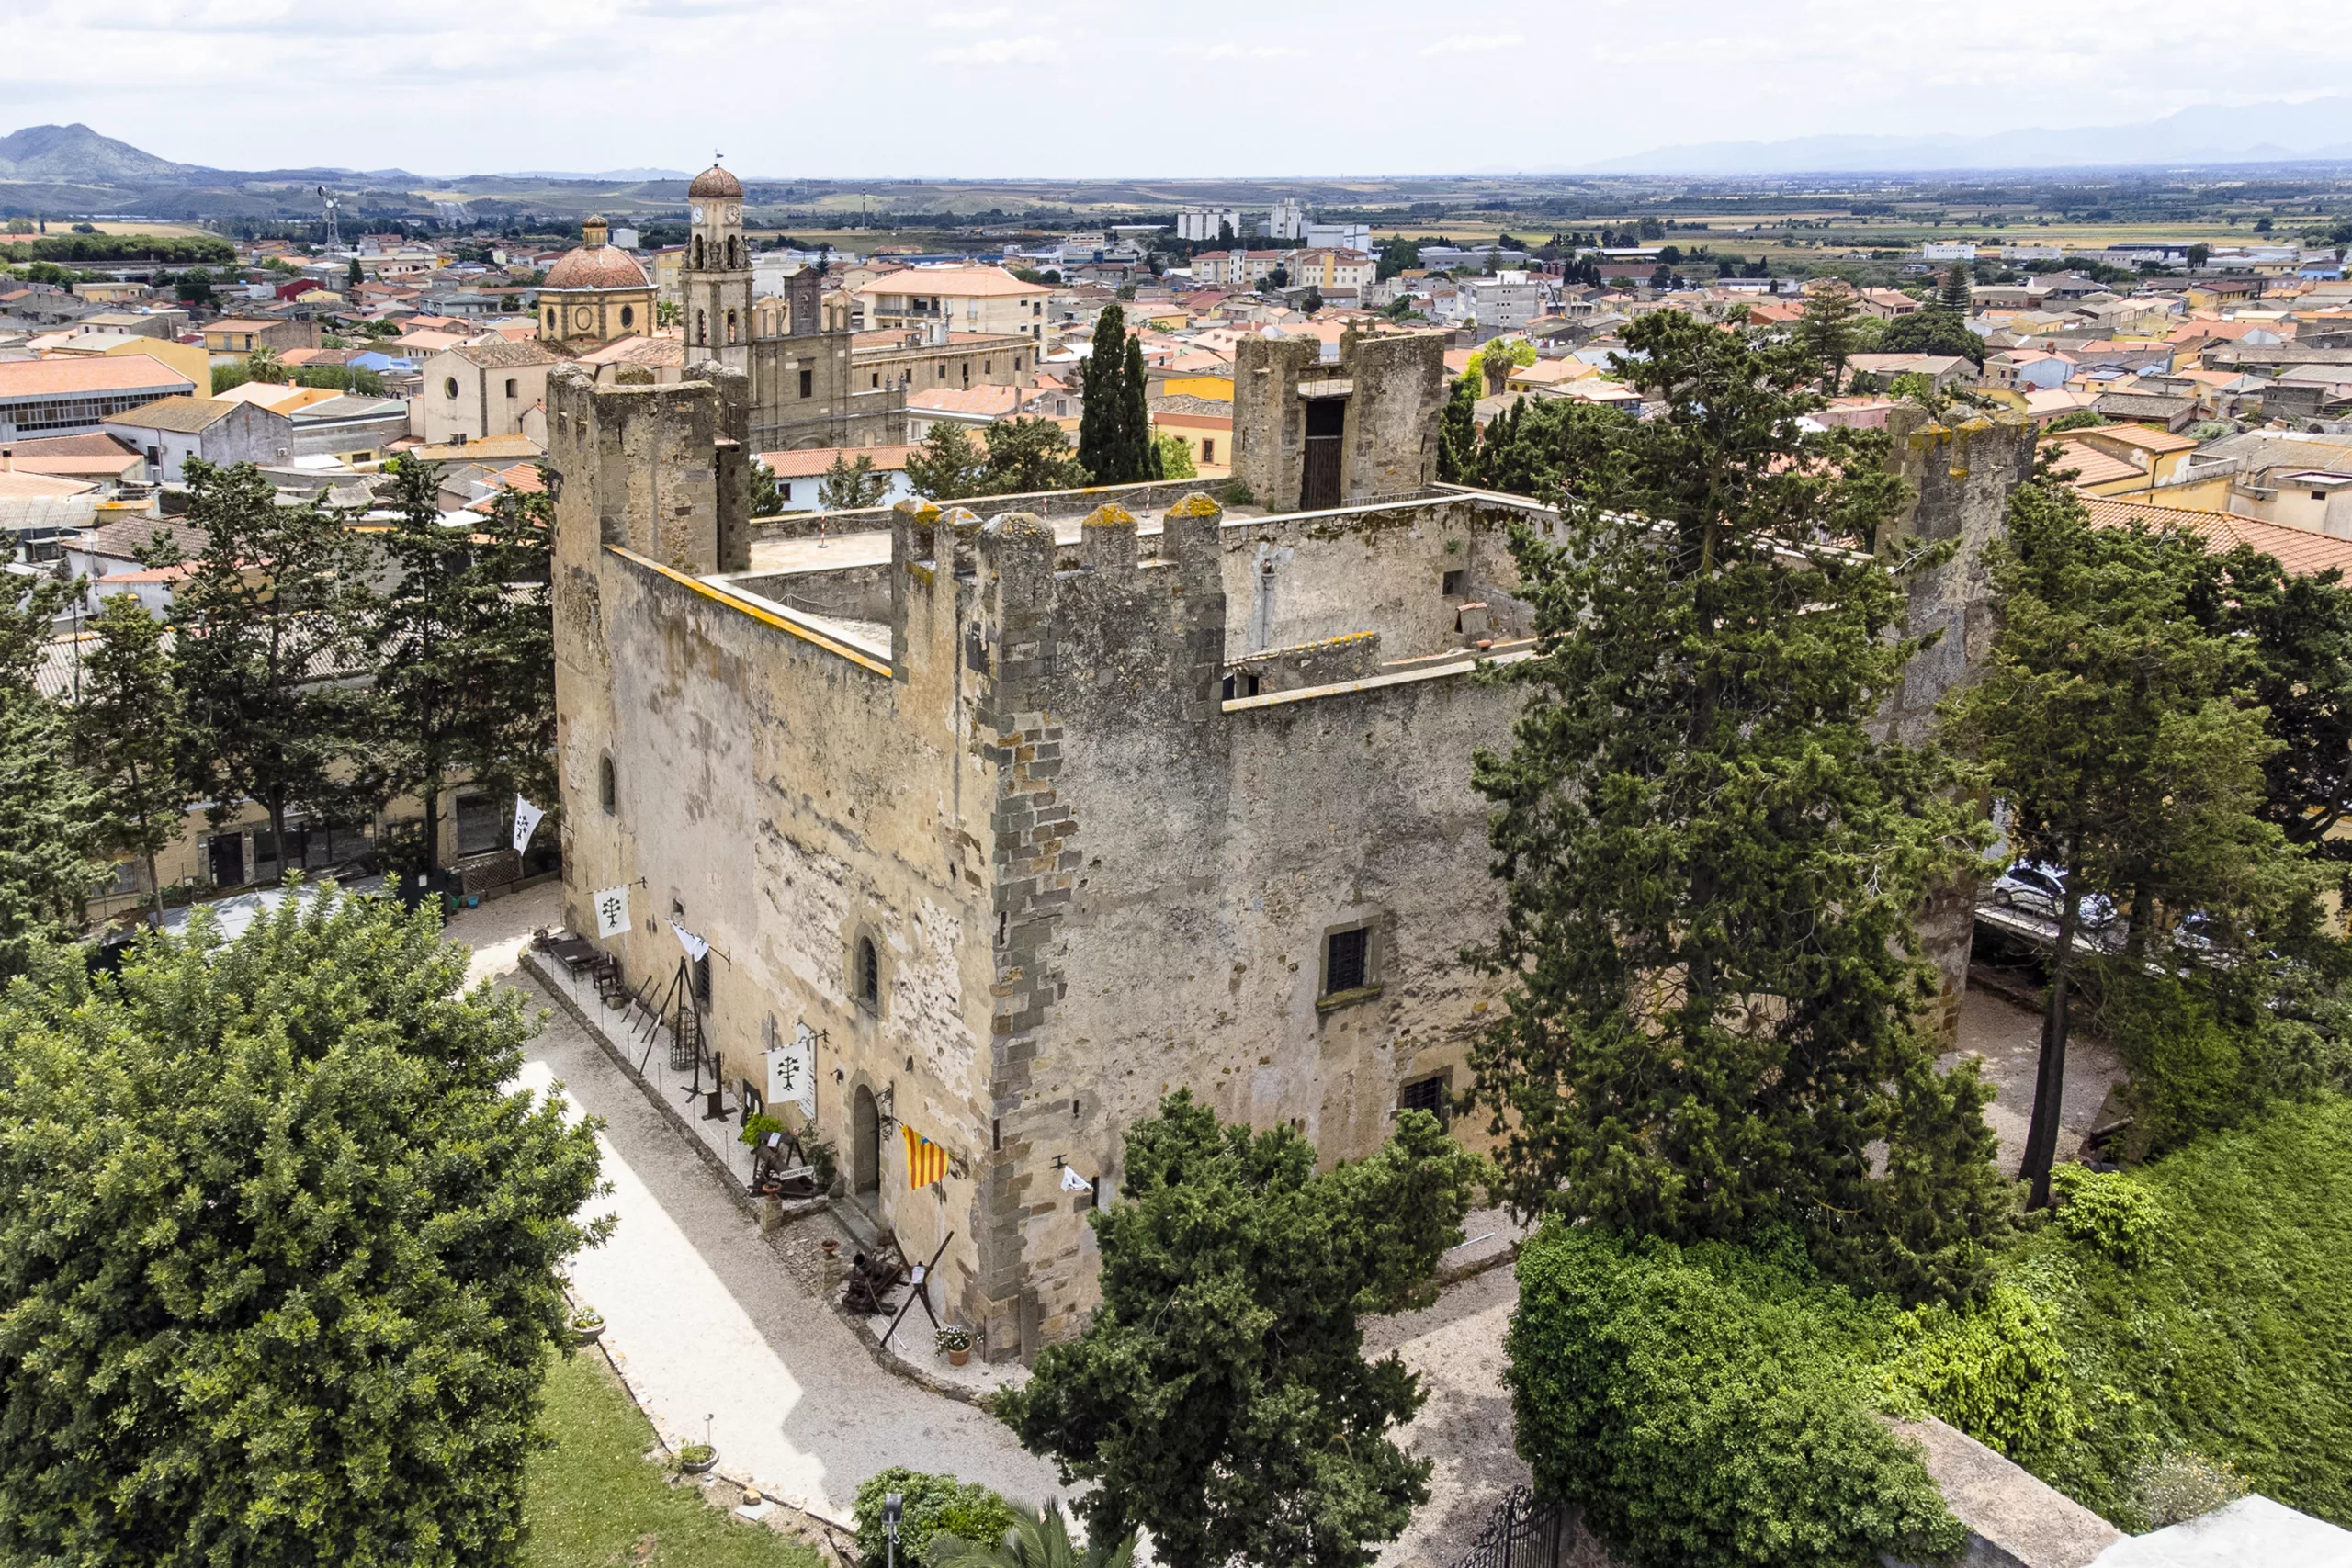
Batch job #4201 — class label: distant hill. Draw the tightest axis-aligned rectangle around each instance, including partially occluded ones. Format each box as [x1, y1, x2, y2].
[1585, 97, 2352, 175]
[0, 123, 195, 184]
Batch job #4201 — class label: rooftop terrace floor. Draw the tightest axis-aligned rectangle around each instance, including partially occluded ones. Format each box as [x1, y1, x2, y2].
[740, 498, 1272, 578]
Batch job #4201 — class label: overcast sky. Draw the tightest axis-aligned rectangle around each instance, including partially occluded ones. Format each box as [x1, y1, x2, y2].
[10, 0, 2352, 178]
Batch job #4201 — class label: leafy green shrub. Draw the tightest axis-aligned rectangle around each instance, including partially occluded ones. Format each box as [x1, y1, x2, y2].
[2134, 1449, 2249, 1527]
[852, 1469, 1015, 1568]
[1508, 1223, 1964, 1568]
[1879, 1280, 2078, 1458]
[2049, 1167, 2165, 1267]
[2003, 1096, 2352, 1527]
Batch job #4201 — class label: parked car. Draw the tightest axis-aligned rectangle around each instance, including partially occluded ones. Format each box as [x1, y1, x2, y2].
[1989, 861, 2120, 931]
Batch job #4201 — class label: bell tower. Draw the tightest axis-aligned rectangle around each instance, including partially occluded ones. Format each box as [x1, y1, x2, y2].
[684, 154, 752, 374]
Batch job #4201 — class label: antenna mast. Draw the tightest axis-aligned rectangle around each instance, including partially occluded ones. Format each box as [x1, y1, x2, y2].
[317, 185, 343, 251]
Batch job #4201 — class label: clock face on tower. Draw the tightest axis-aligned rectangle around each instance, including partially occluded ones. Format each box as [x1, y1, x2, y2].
[725, 204, 741, 224]
[690, 204, 705, 223]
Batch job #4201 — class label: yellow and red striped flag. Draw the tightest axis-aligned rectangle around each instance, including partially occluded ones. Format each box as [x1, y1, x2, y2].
[903, 1124, 949, 1189]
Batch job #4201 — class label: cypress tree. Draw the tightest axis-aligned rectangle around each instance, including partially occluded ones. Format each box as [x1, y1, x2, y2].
[1077, 303, 1125, 483]
[1125, 333, 1159, 481]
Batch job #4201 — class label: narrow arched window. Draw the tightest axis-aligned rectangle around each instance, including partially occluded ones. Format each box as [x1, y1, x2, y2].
[692, 236, 704, 269]
[695, 309, 706, 344]
[598, 755, 616, 814]
[857, 936, 879, 1008]
[620, 304, 634, 329]
[727, 309, 739, 344]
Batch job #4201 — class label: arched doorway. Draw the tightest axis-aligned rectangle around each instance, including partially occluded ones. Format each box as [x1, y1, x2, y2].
[852, 1084, 880, 1207]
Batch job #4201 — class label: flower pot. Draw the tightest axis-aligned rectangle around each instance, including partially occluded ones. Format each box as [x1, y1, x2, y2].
[573, 1322, 604, 1344]
[947, 1347, 970, 1367]
[820, 1238, 840, 1259]
[680, 1447, 719, 1475]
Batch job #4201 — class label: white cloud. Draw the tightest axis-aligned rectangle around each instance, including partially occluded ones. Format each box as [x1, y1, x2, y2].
[1418, 32, 1525, 55]
[2, 0, 2349, 176]
[925, 33, 1055, 63]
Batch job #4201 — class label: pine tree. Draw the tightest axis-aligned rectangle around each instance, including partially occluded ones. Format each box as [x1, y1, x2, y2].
[1076, 304, 1125, 483]
[1434, 376, 1478, 483]
[164, 459, 376, 881]
[70, 595, 187, 925]
[1467, 309, 2007, 1306]
[1941, 474, 2318, 1201]
[904, 423, 988, 501]
[1938, 265, 1973, 313]
[1796, 283, 1860, 392]
[1001, 1091, 1484, 1568]
[0, 573, 102, 969]
[361, 457, 555, 874]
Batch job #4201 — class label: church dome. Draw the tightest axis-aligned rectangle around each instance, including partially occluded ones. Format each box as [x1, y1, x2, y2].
[544, 241, 649, 292]
[688, 164, 743, 198]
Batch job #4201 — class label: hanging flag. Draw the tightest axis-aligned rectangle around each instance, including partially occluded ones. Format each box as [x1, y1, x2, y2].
[593, 886, 631, 938]
[512, 795, 546, 854]
[671, 921, 710, 963]
[1059, 1165, 1094, 1194]
[902, 1124, 950, 1189]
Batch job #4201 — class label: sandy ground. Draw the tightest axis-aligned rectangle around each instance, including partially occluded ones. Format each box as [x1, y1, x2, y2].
[448, 886, 1064, 1529]
[1944, 984, 2126, 1173]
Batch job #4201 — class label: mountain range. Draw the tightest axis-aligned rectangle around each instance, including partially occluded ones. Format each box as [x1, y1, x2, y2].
[1584, 97, 2352, 175]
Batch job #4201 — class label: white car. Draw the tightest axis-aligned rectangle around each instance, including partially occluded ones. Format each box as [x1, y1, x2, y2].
[1989, 862, 2120, 931]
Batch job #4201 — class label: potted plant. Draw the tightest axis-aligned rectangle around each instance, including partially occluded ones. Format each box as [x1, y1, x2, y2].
[936, 1327, 973, 1367]
[805, 1137, 839, 1195]
[678, 1442, 719, 1474]
[570, 1306, 605, 1343]
[739, 1111, 785, 1148]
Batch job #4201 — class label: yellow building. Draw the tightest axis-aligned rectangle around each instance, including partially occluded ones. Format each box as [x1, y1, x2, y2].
[36, 332, 209, 392]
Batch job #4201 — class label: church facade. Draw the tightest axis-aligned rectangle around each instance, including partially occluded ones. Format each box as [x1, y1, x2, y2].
[678, 162, 903, 452]
[537, 163, 903, 452]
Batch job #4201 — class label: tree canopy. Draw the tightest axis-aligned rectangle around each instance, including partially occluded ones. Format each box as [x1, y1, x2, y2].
[1001, 1091, 1484, 1568]
[0, 889, 606, 1566]
[1467, 309, 2008, 1306]
[1942, 474, 2326, 1184]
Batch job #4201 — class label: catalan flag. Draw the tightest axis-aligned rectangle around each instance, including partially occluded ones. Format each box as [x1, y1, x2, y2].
[903, 1124, 950, 1189]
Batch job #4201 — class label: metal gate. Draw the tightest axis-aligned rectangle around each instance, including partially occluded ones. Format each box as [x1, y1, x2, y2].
[1300, 396, 1346, 509]
[1443, 1487, 1568, 1568]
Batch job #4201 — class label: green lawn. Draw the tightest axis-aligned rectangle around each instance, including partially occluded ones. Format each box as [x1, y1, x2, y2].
[525, 1350, 824, 1568]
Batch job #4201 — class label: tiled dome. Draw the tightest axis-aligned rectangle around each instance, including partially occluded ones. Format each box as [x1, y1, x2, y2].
[688, 164, 743, 198]
[544, 243, 649, 291]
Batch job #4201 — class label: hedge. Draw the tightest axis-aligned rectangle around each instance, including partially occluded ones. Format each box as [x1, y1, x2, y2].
[1507, 1224, 1964, 1568]
[2007, 1096, 2352, 1528]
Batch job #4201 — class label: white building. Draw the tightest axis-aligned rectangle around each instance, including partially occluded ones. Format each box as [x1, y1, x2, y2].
[1177, 207, 1242, 243]
[1470, 274, 1544, 333]
[1267, 198, 1306, 242]
[1920, 242, 1981, 262]
[1305, 221, 1373, 254]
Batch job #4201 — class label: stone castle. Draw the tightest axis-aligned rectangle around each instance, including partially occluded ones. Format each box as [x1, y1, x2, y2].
[546, 327, 2036, 1359]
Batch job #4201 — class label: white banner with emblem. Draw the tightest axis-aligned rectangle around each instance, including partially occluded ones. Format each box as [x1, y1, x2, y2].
[593, 886, 630, 938]
[765, 1021, 817, 1119]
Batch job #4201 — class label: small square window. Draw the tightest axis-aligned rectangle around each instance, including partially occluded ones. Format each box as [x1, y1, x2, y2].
[1442, 570, 1465, 596]
[1399, 1073, 1449, 1126]
[1325, 926, 1369, 996]
[799, 368, 814, 398]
